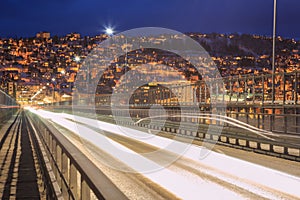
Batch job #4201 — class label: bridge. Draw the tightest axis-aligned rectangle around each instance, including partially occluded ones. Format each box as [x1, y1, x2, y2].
[0, 72, 300, 199]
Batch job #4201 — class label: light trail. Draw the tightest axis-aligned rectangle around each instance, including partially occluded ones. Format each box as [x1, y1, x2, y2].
[28, 108, 243, 199]
[60, 112, 300, 198]
[27, 108, 300, 199]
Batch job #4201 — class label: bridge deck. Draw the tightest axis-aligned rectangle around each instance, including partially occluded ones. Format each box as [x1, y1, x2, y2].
[0, 112, 46, 199]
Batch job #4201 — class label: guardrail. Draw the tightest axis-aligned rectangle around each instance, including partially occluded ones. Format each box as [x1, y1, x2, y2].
[0, 88, 19, 130]
[26, 111, 128, 200]
[0, 108, 18, 126]
[129, 105, 300, 134]
[117, 116, 300, 162]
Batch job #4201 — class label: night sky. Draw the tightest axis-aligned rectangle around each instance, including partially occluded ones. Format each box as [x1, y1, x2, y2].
[1, 0, 299, 39]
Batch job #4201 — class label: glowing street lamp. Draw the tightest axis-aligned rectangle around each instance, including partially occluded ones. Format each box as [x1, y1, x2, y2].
[74, 56, 81, 62]
[105, 27, 114, 36]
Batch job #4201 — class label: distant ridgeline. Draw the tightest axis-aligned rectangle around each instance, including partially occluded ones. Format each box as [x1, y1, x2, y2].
[188, 33, 299, 57]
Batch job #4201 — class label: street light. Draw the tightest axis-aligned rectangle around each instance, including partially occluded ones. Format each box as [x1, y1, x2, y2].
[105, 27, 114, 36]
[74, 56, 81, 62]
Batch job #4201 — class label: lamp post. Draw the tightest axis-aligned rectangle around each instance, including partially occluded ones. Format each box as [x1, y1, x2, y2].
[51, 78, 56, 106]
[271, 0, 277, 132]
[271, 0, 277, 104]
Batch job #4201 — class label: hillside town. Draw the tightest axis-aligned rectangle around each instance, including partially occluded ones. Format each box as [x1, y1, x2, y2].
[0, 32, 299, 104]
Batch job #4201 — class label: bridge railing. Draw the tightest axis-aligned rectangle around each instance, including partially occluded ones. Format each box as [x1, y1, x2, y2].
[93, 71, 300, 106]
[0, 89, 19, 124]
[26, 111, 127, 200]
[43, 71, 300, 135]
[43, 71, 300, 107]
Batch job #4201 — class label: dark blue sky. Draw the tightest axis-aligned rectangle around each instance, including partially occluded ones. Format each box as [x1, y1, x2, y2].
[1, 0, 299, 39]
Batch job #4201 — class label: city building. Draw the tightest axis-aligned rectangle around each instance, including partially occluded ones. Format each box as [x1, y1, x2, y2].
[36, 32, 51, 39]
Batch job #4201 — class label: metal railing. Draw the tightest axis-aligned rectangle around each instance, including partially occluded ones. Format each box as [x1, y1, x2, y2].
[0, 89, 19, 127]
[45, 71, 300, 107]
[43, 72, 300, 135]
[88, 71, 300, 106]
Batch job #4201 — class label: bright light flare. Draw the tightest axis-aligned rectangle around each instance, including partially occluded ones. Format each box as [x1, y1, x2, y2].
[105, 27, 114, 35]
